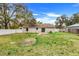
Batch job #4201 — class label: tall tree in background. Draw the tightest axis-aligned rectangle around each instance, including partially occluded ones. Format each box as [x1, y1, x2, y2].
[55, 15, 67, 28]
[15, 4, 29, 28]
[22, 11, 36, 27]
[29, 18, 36, 27]
[0, 4, 9, 29]
[55, 13, 79, 28]
[0, 3, 36, 29]
[70, 13, 79, 25]
[37, 21, 43, 24]
[0, 3, 26, 29]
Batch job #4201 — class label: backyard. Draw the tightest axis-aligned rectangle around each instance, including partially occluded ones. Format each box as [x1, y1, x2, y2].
[0, 32, 79, 56]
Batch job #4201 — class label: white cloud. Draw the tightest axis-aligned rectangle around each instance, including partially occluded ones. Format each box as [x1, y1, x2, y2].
[33, 13, 38, 16]
[34, 12, 61, 24]
[36, 17, 56, 25]
[46, 13, 61, 17]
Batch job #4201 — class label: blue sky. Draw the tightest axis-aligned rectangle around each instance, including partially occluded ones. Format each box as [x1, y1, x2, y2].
[25, 3, 79, 24]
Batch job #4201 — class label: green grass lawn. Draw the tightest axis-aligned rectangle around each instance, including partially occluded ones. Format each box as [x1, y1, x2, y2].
[0, 32, 79, 56]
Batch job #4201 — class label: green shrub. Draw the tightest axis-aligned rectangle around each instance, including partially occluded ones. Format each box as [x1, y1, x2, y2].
[48, 31, 52, 34]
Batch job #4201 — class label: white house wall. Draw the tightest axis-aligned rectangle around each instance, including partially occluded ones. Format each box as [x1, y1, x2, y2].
[65, 28, 78, 33]
[45, 28, 58, 33]
[26, 27, 59, 33]
[26, 27, 41, 33]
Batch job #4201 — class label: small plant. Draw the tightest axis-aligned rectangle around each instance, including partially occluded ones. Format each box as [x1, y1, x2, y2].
[48, 31, 52, 34]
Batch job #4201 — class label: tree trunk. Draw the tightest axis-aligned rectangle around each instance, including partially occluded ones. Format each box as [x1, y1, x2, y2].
[4, 22, 8, 29]
[3, 4, 8, 29]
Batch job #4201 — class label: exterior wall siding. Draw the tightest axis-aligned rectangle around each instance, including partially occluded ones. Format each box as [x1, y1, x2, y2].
[26, 27, 59, 33]
[26, 27, 41, 33]
[65, 28, 78, 34]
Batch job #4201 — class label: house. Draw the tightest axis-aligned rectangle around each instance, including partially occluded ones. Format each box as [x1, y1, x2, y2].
[23, 24, 56, 33]
[66, 23, 79, 34]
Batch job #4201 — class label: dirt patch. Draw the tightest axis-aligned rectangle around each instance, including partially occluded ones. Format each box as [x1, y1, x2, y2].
[38, 32, 48, 35]
[19, 38, 36, 46]
[10, 42, 16, 45]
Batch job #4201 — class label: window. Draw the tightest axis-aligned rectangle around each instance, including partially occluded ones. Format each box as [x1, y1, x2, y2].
[36, 28, 38, 30]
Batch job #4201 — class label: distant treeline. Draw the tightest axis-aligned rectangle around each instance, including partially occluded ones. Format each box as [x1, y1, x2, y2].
[55, 13, 79, 28]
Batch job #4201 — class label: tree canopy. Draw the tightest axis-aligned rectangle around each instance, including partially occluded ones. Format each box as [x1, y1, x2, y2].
[0, 3, 36, 29]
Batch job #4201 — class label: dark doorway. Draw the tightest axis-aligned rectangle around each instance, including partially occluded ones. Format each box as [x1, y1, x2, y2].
[36, 27, 38, 30]
[68, 29, 70, 32]
[26, 28, 28, 31]
[77, 29, 79, 33]
[41, 28, 45, 32]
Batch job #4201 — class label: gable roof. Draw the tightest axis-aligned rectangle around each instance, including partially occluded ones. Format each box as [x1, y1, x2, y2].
[67, 23, 79, 29]
[36, 24, 54, 28]
[24, 24, 54, 28]
[67, 24, 79, 28]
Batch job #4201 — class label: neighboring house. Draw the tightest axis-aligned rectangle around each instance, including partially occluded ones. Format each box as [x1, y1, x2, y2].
[22, 24, 56, 33]
[66, 24, 79, 34]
